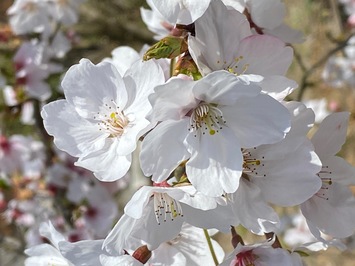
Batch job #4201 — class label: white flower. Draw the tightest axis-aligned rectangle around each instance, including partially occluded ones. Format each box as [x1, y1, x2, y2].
[141, 71, 290, 196]
[7, 0, 52, 35]
[104, 185, 236, 252]
[0, 134, 45, 176]
[42, 58, 165, 181]
[14, 41, 54, 101]
[301, 112, 355, 238]
[188, 0, 297, 100]
[227, 103, 323, 236]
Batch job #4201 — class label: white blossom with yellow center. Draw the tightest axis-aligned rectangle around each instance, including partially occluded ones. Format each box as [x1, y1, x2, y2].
[42, 58, 165, 181]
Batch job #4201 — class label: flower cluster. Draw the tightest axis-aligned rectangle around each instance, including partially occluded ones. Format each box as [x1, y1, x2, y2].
[1, 0, 355, 265]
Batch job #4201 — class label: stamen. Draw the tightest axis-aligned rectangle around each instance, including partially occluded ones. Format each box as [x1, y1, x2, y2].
[189, 103, 226, 137]
[232, 250, 257, 266]
[222, 55, 249, 76]
[315, 165, 333, 201]
[242, 149, 266, 178]
[94, 99, 130, 138]
[153, 192, 183, 225]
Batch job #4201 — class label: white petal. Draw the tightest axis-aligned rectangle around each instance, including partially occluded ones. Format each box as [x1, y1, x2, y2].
[311, 112, 350, 158]
[321, 156, 355, 186]
[263, 24, 304, 44]
[39, 221, 66, 249]
[237, 34, 293, 76]
[124, 59, 165, 117]
[62, 59, 127, 118]
[258, 75, 298, 101]
[252, 140, 322, 206]
[192, 71, 261, 105]
[140, 119, 190, 182]
[231, 179, 280, 234]
[103, 46, 140, 76]
[185, 127, 243, 197]
[222, 94, 290, 148]
[151, 0, 181, 24]
[42, 100, 107, 157]
[76, 141, 131, 181]
[148, 77, 197, 122]
[124, 186, 151, 217]
[59, 240, 105, 266]
[301, 182, 355, 238]
[189, 0, 251, 75]
[249, 0, 285, 29]
[182, 203, 239, 232]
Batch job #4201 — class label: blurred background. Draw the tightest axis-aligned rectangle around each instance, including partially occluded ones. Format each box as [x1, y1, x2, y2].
[0, 0, 355, 265]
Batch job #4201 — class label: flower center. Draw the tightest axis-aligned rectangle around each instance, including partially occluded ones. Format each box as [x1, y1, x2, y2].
[189, 103, 226, 137]
[216, 56, 250, 76]
[315, 165, 333, 200]
[231, 250, 257, 266]
[153, 192, 183, 225]
[242, 148, 266, 178]
[94, 99, 130, 138]
[226, 56, 250, 75]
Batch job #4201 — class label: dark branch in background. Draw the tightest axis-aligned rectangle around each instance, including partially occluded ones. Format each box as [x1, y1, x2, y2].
[294, 32, 354, 101]
[33, 100, 55, 167]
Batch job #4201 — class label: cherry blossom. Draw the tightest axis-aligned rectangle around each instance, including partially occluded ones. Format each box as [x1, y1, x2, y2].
[188, 0, 297, 100]
[141, 71, 291, 196]
[301, 112, 355, 238]
[42, 58, 165, 181]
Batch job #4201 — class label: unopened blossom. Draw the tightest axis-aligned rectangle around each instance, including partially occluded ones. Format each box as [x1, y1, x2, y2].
[141, 71, 290, 196]
[301, 112, 355, 238]
[42, 58, 165, 181]
[188, 0, 297, 100]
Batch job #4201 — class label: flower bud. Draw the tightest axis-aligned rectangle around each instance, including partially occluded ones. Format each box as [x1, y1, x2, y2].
[132, 245, 151, 264]
[174, 53, 202, 80]
[143, 36, 188, 60]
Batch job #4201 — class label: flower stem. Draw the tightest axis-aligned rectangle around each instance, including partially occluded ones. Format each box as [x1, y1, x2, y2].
[203, 228, 219, 266]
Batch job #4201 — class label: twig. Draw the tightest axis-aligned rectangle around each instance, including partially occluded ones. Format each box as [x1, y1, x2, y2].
[295, 32, 354, 101]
